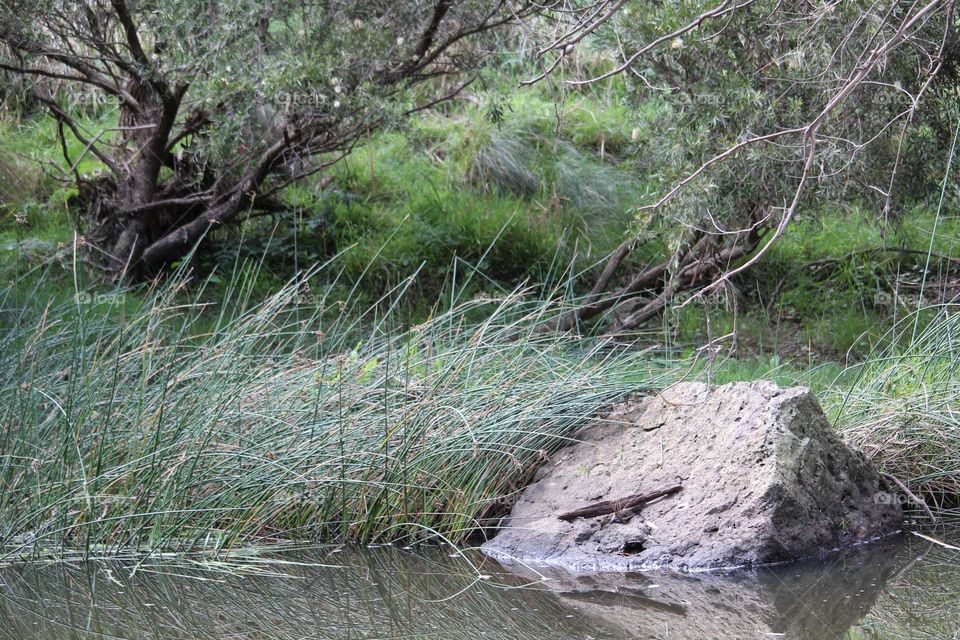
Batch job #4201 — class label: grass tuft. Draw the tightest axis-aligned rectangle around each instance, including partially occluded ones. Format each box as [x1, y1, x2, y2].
[829, 305, 960, 518]
[0, 264, 676, 560]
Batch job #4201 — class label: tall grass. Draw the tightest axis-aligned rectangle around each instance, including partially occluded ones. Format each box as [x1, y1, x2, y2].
[466, 125, 637, 224]
[829, 306, 960, 519]
[0, 264, 676, 560]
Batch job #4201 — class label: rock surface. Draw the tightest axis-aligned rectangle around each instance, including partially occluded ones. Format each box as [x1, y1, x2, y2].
[482, 381, 901, 571]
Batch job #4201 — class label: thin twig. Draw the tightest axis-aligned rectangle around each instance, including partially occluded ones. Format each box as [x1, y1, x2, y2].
[881, 472, 937, 524]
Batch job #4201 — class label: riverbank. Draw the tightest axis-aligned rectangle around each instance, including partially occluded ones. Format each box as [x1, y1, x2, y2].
[3, 77, 959, 559]
[5, 86, 960, 365]
[1, 264, 957, 561]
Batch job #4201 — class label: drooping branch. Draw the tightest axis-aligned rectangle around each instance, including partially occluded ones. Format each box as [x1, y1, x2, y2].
[694, 0, 956, 301]
[611, 224, 764, 334]
[525, 0, 957, 335]
[0, 17, 141, 107]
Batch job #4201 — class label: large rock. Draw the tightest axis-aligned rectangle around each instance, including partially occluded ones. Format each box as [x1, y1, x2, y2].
[482, 381, 901, 571]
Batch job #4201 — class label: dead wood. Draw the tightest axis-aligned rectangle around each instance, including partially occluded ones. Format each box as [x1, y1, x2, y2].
[556, 484, 682, 521]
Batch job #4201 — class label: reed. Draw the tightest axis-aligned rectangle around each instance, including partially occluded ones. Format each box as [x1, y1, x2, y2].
[0, 265, 676, 560]
[829, 306, 960, 520]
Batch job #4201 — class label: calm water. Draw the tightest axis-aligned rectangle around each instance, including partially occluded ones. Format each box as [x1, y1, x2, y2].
[0, 532, 958, 639]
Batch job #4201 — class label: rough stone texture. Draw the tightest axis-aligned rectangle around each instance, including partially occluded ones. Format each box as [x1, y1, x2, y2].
[482, 381, 901, 571]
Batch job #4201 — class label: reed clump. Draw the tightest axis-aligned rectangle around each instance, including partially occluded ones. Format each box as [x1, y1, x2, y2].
[0, 271, 675, 559]
[829, 306, 960, 519]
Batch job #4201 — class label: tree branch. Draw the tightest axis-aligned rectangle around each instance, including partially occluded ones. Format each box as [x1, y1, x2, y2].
[34, 94, 121, 177]
[109, 0, 150, 67]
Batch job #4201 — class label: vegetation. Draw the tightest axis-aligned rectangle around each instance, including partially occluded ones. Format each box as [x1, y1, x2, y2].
[520, 0, 960, 335]
[1, 251, 958, 559]
[0, 265, 686, 557]
[1, 0, 959, 563]
[0, 0, 546, 276]
[831, 307, 960, 514]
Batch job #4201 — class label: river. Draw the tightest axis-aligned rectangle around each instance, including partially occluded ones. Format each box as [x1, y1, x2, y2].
[0, 531, 957, 639]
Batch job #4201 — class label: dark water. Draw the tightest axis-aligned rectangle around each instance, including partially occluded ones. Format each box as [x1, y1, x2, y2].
[0, 532, 958, 639]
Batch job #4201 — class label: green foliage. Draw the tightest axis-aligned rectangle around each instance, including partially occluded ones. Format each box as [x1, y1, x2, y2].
[665, 203, 960, 361]
[1, 1, 540, 185]
[3, 1, 960, 566]
[204, 90, 645, 300]
[574, 0, 960, 234]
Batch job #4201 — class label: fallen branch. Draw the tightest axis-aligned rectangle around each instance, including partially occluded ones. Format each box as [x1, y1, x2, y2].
[556, 484, 682, 521]
[881, 472, 937, 524]
[609, 225, 763, 334]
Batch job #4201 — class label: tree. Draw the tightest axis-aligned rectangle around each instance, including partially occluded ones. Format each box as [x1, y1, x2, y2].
[0, 0, 538, 277]
[521, 0, 959, 335]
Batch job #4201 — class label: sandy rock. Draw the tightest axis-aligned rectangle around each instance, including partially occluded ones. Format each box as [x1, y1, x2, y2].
[482, 381, 901, 571]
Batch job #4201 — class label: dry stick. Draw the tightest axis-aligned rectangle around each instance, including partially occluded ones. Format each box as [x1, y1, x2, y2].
[556, 484, 682, 521]
[611, 228, 761, 333]
[545, 238, 637, 332]
[881, 472, 937, 524]
[546, 231, 710, 333]
[911, 531, 960, 550]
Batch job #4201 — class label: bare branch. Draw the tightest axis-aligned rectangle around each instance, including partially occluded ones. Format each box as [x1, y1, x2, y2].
[33, 93, 121, 177]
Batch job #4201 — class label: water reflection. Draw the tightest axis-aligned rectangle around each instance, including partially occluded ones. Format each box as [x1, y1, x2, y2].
[0, 533, 957, 639]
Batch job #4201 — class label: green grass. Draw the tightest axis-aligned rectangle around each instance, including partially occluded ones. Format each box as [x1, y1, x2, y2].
[3, 243, 960, 563]
[2, 76, 959, 557]
[1, 88, 646, 314]
[0, 262, 685, 560]
[827, 305, 960, 515]
[7, 84, 955, 368]
[668, 204, 960, 362]
[0, 106, 115, 225]
[317, 90, 643, 286]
